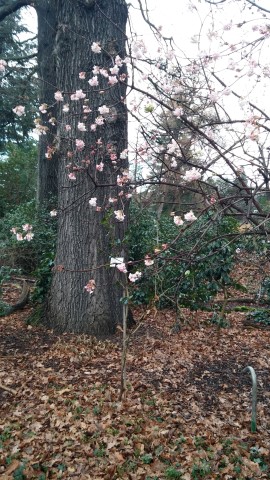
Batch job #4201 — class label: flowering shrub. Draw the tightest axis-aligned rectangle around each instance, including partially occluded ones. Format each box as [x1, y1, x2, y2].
[127, 203, 241, 309]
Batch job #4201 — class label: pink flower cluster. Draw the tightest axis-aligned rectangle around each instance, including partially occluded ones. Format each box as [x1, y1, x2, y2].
[84, 279, 96, 294]
[11, 224, 34, 242]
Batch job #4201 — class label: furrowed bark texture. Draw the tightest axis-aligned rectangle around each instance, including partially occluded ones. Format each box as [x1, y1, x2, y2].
[36, 0, 58, 206]
[43, 0, 128, 335]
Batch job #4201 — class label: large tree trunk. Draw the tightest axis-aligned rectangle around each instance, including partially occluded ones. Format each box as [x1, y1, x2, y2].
[36, 0, 58, 206]
[43, 0, 129, 335]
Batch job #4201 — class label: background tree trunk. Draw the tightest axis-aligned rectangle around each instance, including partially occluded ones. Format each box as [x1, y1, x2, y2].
[43, 0, 129, 335]
[36, 0, 58, 207]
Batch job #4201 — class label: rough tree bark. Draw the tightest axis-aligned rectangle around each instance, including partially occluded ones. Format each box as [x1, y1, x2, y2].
[44, 0, 129, 335]
[36, 0, 58, 206]
[1, 0, 129, 335]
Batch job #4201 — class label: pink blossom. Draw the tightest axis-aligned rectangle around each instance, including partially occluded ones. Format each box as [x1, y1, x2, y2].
[108, 76, 118, 85]
[16, 233, 24, 241]
[54, 91, 64, 101]
[96, 162, 104, 172]
[50, 210, 57, 217]
[89, 197, 97, 207]
[120, 149, 128, 160]
[79, 71, 86, 79]
[78, 122, 87, 132]
[110, 65, 119, 75]
[173, 107, 183, 118]
[91, 42, 101, 54]
[100, 68, 109, 78]
[115, 55, 123, 66]
[95, 116, 104, 126]
[68, 173, 76, 180]
[170, 158, 177, 168]
[10, 227, 17, 234]
[174, 216, 184, 226]
[22, 224, 32, 231]
[109, 197, 117, 203]
[98, 105, 110, 115]
[96, 206, 101, 212]
[25, 232, 34, 241]
[116, 263, 127, 273]
[0, 59, 7, 72]
[183, 168, 201, 182]
[90, 124, 97, 131]
[75, 139, 85, 151]
[92, 65, 100, 74]
[13, 105, 25, 117]
[88, 76, 99, 87]
[114, 210, 125, 222]
[39, 103, 48, 114]
[83, 105, 91, 113]
[63, 104, 70, 113]
[144, 256, 154, 266]
[70, 89, 86, 100]
[65, 125, 71, 131]
[184, 210, 197, 222]
[128, 271, 142, 282]
[84, 279, 96, 294]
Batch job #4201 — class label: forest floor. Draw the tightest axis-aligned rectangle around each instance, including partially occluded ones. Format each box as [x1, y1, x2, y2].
[0, 255, 270, 479]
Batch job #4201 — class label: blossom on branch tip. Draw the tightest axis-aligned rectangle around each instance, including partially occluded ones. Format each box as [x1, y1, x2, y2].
[78, 122, 87, 131]
[88, 76, 99, 87]
[54, 91, 64, 101]
[13, 105, 25, 116]
[50, 210, 57, 217]
[79, 71, 86, 79]
[91, 42, 101, 54]
[25, 232, 34, 241]
[108, 76, 118, 85]
[71, 89, 86, 100]
[184, 210, 197, 222]
[0, 59, 7, 72]
[114, 210, 125, 222]
[84, 279, 96, 294]
[129, 271, 142, 282]
[39, 103, 48, 114]
[98, 105, 110, 115]
[75, 139, 85, 151]
[174, 216, 184, 226]
[96, 162, 104, 172]
[173, 107, 183, 118]
[116, 263, 127, 273]
[183, 168, 201, 182]
[89, 198, 97, 207]
[68, 173, 76, 181]
[144, 256, 154, 266]
[22, 224, 32, 232]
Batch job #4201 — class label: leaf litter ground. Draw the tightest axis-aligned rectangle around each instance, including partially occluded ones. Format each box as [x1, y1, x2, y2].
[0, 288, 270, 478]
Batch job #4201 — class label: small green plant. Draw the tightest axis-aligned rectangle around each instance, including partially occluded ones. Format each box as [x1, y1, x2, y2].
[13, 463, 27, 480]
[250, 446, 269, 472]
[165, 466, 182, 479]
[141, 453, 153, 464]
[210, 312, 230, 328]
[93, 447, 106, 457]
[191, 459, 211, 479]
[246, 309, 270, 326]
[194, 436, 207, 449]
